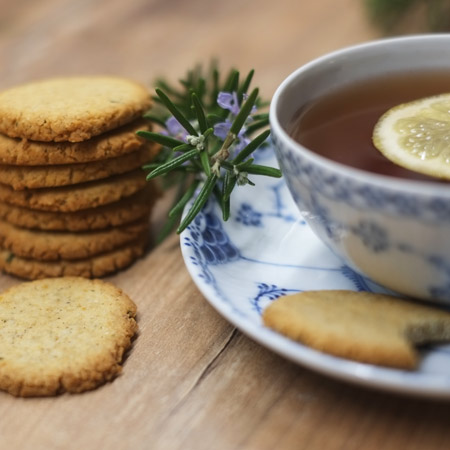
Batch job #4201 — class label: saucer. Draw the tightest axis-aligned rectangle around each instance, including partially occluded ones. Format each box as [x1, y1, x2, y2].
[180, 146, 450, 399]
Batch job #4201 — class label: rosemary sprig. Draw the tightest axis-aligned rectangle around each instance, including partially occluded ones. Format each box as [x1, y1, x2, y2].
[139, 64, 281, 242]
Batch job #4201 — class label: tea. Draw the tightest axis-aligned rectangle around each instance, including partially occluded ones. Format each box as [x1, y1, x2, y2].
[290, 70, 450, 182]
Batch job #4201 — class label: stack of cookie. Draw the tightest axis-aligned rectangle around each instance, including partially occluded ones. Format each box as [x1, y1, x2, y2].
[0, 76, 159, 280]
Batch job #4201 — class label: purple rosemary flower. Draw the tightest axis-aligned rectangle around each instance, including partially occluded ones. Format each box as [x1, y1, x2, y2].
[217, 91, 240, 115]
[164, 116, 189, 142]
[214, 91, 254, 153]
[213, 119, 232, 140]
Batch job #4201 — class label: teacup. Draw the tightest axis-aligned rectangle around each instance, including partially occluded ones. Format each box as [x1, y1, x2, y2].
[270, 34, 450, 302]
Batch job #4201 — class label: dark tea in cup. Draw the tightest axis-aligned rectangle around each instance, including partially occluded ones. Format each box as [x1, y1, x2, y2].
[289, 70, 450, 182]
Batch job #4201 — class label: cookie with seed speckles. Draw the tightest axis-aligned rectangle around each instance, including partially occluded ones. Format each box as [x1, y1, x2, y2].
[0, 185, 158, 231]
[0, 119, 152, 166]
[0, 169, 147, 212]
[0, 218, 149, 260]
[0, 237, 148, 280]
[0, 76, 151, 142]
[0, 143, 158, 190]
[0, 277, 137, 396]
[263, 290, 450, 369]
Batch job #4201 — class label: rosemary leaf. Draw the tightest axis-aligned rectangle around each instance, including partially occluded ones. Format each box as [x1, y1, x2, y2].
[169, 179, 200, 218]
[245, 165, 282, 177]
[203, 128, 214, 139]
[191, 93, 208, 132]
[173, 143, 196, 153]
[245, 118, 270, 135]
[235, 158, 255, 170]
[214, 183, 230, 221]
[141, 162, 160, 170]
[218, 160, 234, 171]
[251, 113, 269, 121]
[237, 69, 254, 99]
[137, 131, 185, 149]
[146, 148, 198, 179]
[155, 79, 186, 100]
[142, 113, 167, 128]
[233, 129, 271, 164]
[224, 69, 240, 92]
[230, 88, 258, 136]
[211, 66, 220, 107]
[223, 171, 237, 202]
[196, 77, 206, 101]
[156, 171, 190, 242]
[222, 196, 230, 221]
[155, 88, 198, 136]
[206, 113, 224, 125]
[200, 148, 211, 176]
[177, 173, 218, 233]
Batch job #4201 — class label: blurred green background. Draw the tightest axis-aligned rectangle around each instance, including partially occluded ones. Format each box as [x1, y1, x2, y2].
[365, 0, 450, 33]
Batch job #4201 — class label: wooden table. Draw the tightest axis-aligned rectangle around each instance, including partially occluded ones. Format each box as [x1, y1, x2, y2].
[1, 1, 450, 449]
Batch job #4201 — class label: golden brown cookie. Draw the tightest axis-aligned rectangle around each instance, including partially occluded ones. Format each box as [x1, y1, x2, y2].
[0, 169, 147, 212]
[0, 76, 151, 142]
[0, 143, 158, 190]
[0, 184, 158, 231]
[0, 218, 148, 260]
[0, 237, 148, 280]
[0, 119, 152, 166]
[262, 290, 450, 369]
[0, 277, 137, 396]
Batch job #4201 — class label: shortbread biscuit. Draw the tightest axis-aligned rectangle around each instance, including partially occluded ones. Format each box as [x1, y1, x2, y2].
[262, 290, 450, 369]
[0, 169, 147, 212]
[0, 185, 158, 231]
[0, 144, 158, 190]
[0, 218, 148, 260]
[0, 238, 147, 280]
[0, 277, 137, 396]
[0, 119, 151, 166]
[0, 76, 151, 142]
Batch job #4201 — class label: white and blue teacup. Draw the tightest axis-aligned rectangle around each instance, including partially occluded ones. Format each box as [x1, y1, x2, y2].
[270, 34, 450, 302]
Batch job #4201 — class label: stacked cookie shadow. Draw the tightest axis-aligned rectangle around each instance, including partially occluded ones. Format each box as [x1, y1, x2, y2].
[0, 76, 159, 279]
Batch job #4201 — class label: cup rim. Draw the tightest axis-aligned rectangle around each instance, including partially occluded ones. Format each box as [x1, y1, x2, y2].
[269, 34, 450, 198]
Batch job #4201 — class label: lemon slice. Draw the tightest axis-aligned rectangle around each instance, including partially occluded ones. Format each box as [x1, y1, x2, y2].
[373, 93, 450, 179]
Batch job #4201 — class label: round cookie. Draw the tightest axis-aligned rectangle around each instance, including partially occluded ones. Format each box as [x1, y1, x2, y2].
[0, 76, 151, 142]
[0, 185, 158, 231]
[0, 169, 147, 212]
[0, 277, 137, 396]
[262, 290, 450, 369]
[0, 218, 149, 260]
[0, 143, 158, 190]
[0, 119, 152, 166]
[0, 237, 148, 280]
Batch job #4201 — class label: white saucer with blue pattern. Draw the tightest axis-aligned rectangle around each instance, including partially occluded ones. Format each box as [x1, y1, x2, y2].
[180, 144, 450, 399]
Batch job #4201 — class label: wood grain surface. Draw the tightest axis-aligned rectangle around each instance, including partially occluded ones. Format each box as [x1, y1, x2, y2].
[1, 1, 450, 449]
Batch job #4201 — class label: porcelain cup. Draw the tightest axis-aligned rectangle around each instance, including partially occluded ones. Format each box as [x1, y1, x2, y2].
[270, 34, 450, 302]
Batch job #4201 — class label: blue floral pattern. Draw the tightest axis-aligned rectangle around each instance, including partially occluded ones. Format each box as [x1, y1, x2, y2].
[250, 283, 300, 314]
[351, 220, 390, 253]
[236, 203, 263, 227]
